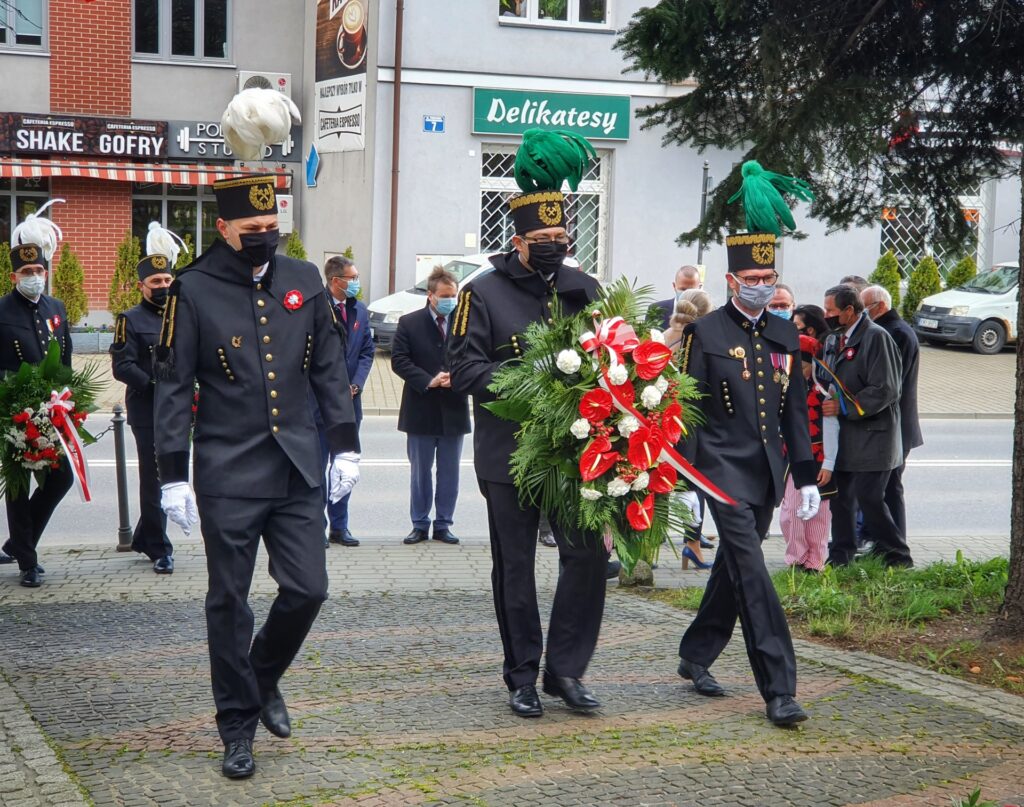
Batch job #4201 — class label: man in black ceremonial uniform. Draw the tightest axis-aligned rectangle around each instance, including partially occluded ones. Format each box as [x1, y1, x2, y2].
[0, 240, 74, 588]
[449, 129, 609, 719]
[676, 162, 821, 727]
[110, 251, 176, 574]
[154, 174, 360, 779]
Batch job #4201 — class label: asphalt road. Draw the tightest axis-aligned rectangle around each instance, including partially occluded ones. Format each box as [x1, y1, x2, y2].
[35, 415, 1013, 550]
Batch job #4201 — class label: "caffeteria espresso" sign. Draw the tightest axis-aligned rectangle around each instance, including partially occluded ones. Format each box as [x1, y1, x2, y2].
[472, 88, 630, 141]
[0, 112, 168, 158]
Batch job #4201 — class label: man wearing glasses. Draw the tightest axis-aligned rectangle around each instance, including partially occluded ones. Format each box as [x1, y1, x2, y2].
[0, 242, 74, 587]
[675, 171, 820, 728]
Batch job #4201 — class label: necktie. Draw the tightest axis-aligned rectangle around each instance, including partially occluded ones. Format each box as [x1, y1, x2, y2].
[338, 302, 348, 324]
[839, 334, 847, 351]
[436, 314, 446, 339]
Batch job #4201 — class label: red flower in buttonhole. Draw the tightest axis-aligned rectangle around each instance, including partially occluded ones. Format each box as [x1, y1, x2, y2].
[648, 462, 678, 494]
[660, 402, 684, 444]
[633, 340, 673, 380]
[627, 424, 666, 470]
[283, 289, 304, 310]
[579, 388, 613, 424]
[627, 494, 655, 531]
[579, 436, 621, 482]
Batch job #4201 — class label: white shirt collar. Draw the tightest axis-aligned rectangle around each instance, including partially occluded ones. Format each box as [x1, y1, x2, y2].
[252, 262, 269, 281]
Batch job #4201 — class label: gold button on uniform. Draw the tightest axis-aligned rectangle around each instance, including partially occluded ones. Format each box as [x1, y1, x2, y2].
[270, 390, 278, 398]
[263, 335, 271, 344]
[272, 425, 279, 433]
[267, 371, 276, 380]
[271, 408, 279, 416]
[257, 300, 265, 308]
[256, 283, 263, 290]
[265, 353, 273, 362]
[259, 316, 268, 325]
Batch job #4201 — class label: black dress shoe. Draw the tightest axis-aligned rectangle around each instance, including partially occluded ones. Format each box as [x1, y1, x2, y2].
[542, 670, 601, 711]
[765, 695, 808, 727]
[259, 688, 291, 738]
[222, 738, 255, 778]
[330, 529, 360, 547]
[677, 657, 725, 696]
[0, 553, 14, 565]
[432, 529, 459, 545]
[403, 529, 429, 545]
[605, 560, 621, 580]
[19, 568, 41, 588]
[153, 556, 174, 575]
[509, 684, 543, 717]
[34, 564, 45, 575]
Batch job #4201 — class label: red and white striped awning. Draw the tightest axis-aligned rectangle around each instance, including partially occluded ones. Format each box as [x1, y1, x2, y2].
[0, 158, 291, 188]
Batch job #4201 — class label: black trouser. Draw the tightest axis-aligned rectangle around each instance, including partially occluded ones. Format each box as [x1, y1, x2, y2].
[479, 479, 608, 691]
[857, 456, 908, 543]
[4, 459, 74, 571]
[679, 497, 797, 702]
[830, 468, 912, 567]
[130, 426, 172, 561]
[197, 468, 328, 743]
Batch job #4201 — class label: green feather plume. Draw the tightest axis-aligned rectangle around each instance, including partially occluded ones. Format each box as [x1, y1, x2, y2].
[727, 160, 814, 236]
[514, 128, 598, 194]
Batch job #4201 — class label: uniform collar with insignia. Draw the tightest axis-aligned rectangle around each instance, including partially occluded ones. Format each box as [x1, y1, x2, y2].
[191, 239, 276, 288]
[724, 298, 767, 331]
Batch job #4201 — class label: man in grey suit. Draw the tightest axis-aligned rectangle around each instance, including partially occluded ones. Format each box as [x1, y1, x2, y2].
[821, 285, 912, 568]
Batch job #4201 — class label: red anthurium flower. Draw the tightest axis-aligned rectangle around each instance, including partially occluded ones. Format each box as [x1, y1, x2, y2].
[579, 436, 621, 481]
[627, 424, 666, 470]
[661, 402, 684, 444]
[648, 462, 678, 494]
[627, 494, 655, 531]
[609, 376, 635, 405]
[633, 340, 674, 380]
[579, 388, 613, 423]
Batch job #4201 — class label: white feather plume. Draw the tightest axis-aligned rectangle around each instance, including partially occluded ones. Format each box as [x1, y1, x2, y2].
[12, 198, 65, 261]
[221, 88, 301, 161]
[146, 221, 187, 269]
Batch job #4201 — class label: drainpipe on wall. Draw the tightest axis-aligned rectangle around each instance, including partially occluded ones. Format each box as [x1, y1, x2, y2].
[387, 0, 405, 294]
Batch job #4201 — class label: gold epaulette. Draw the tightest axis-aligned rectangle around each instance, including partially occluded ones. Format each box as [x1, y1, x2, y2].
[157, 280, 181, 351]
[454, 289, 472, 337]
[113, 314, 128, 346]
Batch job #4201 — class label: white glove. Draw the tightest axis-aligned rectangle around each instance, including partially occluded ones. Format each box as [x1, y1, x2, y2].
[679, 490, 701, 526]
[329, 451, 360, 503]
[160, 481, 199, 535]
[796, 485, 821, 521]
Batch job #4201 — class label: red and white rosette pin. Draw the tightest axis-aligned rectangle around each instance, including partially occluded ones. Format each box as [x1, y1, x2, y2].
[283, 289, 304, 310]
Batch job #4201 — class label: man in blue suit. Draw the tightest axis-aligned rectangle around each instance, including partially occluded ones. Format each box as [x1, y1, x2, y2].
[316, 255, 375, 547]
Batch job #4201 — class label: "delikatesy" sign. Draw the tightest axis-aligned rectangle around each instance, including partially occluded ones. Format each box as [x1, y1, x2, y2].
[472, 88, 629, 140]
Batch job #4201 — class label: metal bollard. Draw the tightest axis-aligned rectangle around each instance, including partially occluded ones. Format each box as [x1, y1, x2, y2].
[112, 404, 134, 552]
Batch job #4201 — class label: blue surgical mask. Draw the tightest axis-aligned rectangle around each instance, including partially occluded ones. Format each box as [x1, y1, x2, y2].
[769, 308, 792, 320]
[344, 279, 361, 299]
[735, 282, 776, 310]
[435, 297, 457, 316]
[17, 275, 46, 299]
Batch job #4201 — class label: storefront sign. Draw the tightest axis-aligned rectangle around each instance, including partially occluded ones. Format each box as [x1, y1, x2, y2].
[166, 120, 302, 162]
[0, 112, 167, 157]
[314, 0, 369, 153]
[472, 89, 630, 140]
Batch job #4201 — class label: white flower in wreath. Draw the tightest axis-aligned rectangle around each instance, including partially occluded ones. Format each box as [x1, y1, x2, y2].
[654, 376, 669, 394]
[607, 363, 629, 386]
[640, 385, 663, 409]
[631, 472, 650, 491]
[555, 349, 582, 375]
[569, 418, 591, 440]
[649, 328, 666, 344]
[580, 487, 602, 501]
[617, 415, 640, 438]
[607, 477, 631, 497]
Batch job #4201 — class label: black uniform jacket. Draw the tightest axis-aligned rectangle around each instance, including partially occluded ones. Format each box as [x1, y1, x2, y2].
[154, 240, 358, 498]
[0, 290, 72, 373]
[110, 298, 164, 428]
[822, 313, 903, 473]
[448, 251, 600, 484]
[874, 309, 923, 454]
[391, 304, 471, 437]
[681, 301, 816, 507]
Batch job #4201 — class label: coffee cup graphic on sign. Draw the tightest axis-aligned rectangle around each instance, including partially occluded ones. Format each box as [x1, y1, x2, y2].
[337, 0, 366, 68]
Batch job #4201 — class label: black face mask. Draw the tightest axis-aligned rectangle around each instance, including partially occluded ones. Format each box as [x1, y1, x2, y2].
[527, 241, 568, 274]
[237, 229, 280, 266]
[148, 287, 169, 308]
[825, 315, 842, 332]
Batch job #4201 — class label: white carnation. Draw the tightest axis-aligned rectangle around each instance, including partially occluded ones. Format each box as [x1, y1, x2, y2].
[617, 415, 640, 438]
[555, 349, 582, 374]
[607, 477, 631, 497]
[640, 385, 663, 409]
[649, 328, 666, 344]
[654, 376, 669, 394]
[631, 472, 650, 491]
[580, 487, 602, 501]
[569, 418, 592, 440]
[607, 364, 629, 386]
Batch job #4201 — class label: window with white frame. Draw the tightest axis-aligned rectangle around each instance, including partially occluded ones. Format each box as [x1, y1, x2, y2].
[1, 178, 51, 246]
[133, 0, 229, 60]
[479, 143, 611, 279]
[0, 0, 45, 49]
[132, 182, 220, 257]
[498, 0, 609, 28]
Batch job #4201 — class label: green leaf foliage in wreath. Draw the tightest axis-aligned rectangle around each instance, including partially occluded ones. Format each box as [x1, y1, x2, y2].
[485, 277, 704, 573]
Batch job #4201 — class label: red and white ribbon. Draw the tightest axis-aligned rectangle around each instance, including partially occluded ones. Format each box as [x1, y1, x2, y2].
[579, 314, 639, 368]
[45, 388, 92, 503]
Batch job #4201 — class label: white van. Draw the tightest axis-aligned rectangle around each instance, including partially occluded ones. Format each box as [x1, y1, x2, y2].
[912, 262, 1019, 354]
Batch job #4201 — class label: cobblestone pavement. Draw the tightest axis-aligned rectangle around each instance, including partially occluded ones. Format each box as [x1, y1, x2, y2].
[0, 537, 1022, 807]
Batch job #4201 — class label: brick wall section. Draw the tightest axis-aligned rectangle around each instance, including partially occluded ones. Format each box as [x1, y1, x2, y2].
[51, 178, 131, 314]
[49, 0, 132, 116]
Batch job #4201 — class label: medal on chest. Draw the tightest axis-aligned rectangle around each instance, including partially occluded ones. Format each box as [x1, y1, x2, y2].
[770, 352, 792, 390]
[728, 346, 752, 381]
